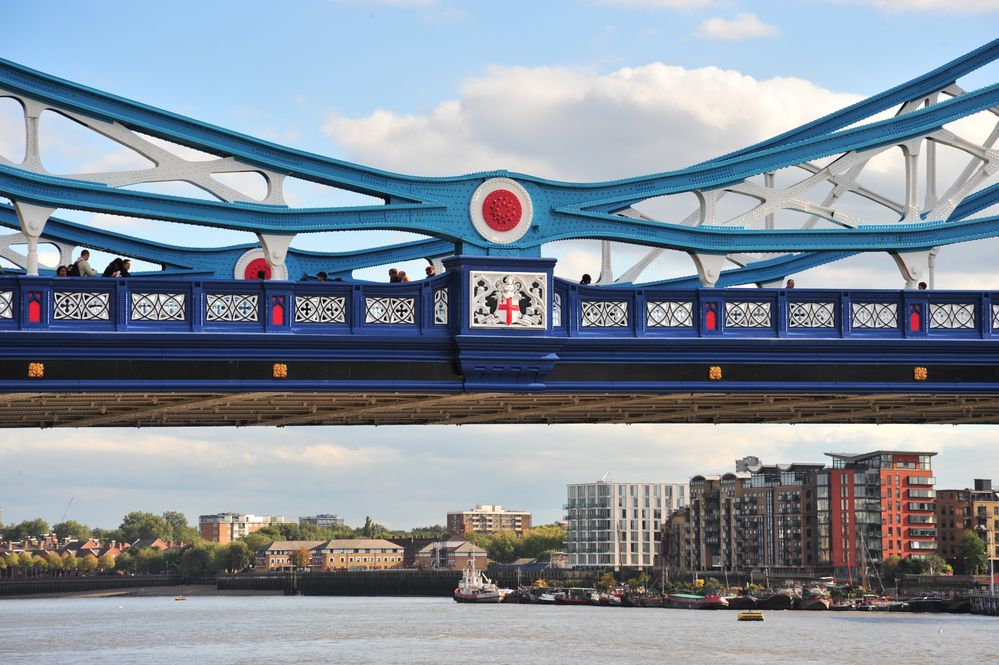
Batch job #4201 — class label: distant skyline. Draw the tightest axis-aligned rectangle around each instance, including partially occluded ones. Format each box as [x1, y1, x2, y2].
[1, 1, 998, 531]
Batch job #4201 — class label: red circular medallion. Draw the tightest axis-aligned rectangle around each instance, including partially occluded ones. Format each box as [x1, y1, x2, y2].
[244, 258, 272, 280]
[481, 189, 523, 232]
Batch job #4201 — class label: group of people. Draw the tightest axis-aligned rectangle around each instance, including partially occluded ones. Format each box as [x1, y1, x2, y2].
[56, 250, 131, 278]
[388, 265, 436, 282]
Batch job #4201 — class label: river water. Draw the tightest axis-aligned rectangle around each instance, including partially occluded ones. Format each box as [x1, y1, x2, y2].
[0, 595, 994, 664]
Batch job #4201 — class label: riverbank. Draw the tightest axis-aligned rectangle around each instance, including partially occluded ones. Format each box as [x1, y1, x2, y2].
[4, 583, 283, 600]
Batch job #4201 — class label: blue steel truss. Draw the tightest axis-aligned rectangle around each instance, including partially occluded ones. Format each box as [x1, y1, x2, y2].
[0, 40, 997, 283]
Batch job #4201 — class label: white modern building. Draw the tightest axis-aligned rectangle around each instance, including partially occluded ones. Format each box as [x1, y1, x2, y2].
[565, 479, 686, 569]
[198, 513, 294, 543]
[300, 514, 346, 528]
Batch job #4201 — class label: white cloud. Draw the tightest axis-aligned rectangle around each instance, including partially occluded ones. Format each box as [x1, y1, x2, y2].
[696, 12, 780, 40]
[323, 63, 860, 181]
[829, 0, 999, 12]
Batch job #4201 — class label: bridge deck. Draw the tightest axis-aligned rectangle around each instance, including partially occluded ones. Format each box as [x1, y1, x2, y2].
[2, 392, 998, 427]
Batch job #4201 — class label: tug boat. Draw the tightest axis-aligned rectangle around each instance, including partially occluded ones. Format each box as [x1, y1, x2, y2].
[453, 561, 504, 603]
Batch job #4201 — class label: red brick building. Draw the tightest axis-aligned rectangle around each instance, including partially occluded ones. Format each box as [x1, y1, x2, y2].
[818, 451, 936, 577]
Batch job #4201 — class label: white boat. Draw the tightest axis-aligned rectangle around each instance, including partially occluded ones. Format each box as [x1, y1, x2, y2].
[453, 561, 504, 603]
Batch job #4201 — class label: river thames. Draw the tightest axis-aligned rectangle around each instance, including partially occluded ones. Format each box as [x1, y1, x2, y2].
[0, 595, 994, 664]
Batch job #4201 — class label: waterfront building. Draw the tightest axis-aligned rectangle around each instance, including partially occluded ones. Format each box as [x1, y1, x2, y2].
[300, 514, 345, 529]
[565, 479, 686, 569]
[313, 539, 404, 571]
[415, 539, 489, 571]
[446, 505, 531, 536]
[199, 513, 294, 543]
[256, 540, 325, 571]
[937, 479, 999, 567]
[818, 451, 937, 578]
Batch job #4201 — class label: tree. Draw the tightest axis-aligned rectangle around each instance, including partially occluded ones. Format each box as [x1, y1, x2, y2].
[924, 554, 952, 576]
[32, 555, 48, 576]
[291, 546, 312, 570]
[521, 525, 566, 559]
[62, 552, 78, 573]
[597, 572, 617, 590]
[217, 542, 254, 573]
[2, 518, 50, 541]
[954, 531, 988, 575]
[179, 543, 218, 578]
[92, 527, 123, 543]
[161, 511, 200, 543]
[77, 555, 98, 574]
[46, 551, 64, 574]
[241, 531, 273, 555]
[115, 551, 134, 573]
[117, 512, 170, 543]
[408, 525, 448, 538]
[358, 516, 389, 539]
[52, 520, 93, 542]
[98, 553, 116, 573]
[3, 553, 18, 576]
[467, 529, 520, 563]
[132, 547, 164, 574]
[18, 551, 34, 575]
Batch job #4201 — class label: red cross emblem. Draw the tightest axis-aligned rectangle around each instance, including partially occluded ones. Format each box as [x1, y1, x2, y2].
[497, 297, 520, 325]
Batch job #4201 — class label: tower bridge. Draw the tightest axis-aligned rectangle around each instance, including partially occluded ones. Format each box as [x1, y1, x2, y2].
[0, 42, 998, 426]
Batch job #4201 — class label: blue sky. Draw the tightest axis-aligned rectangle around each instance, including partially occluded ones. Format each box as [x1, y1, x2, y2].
[1, 0, 999, 531]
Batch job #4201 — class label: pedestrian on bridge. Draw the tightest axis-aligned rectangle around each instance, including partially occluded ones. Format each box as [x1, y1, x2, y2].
[72, 250, 97, 277]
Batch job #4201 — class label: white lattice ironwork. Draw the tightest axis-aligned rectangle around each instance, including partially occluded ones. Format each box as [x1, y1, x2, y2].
[581, 301, 628, 328]
[788, 302, 836, 328]
[206, 294, 259, 322]
[365, 297, 415, 324]
[725, 301, 771, 328]
[851, 302, 898, 329]
[0, 291, 11, 319]
[647, 301, 693, 328]
[433, 289, 448, 325]
[53, 291, 110, 320]
[993, 305, 999, 330]
[130, 292, 185, 322]
[553, 292, 562, 328]
[469, 271, 546, 329]
[930, 303, 975, 329]
[295, 295, 346, 324]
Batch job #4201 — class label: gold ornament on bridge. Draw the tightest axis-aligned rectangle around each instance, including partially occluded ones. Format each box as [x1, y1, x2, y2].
[273, 363, 288, 379]
[914, 366, 928, 381]
[708, 366, 723, 381]
[27, 362, 44, 378]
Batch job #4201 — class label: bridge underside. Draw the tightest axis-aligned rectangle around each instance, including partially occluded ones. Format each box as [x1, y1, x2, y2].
[4, 392, 999, 427]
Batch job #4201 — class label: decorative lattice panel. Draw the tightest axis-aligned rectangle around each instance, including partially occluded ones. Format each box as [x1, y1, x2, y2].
[206, 294, 259, 322]
[581, 301, 628, 328]
[851, 302, 897, 329]
[553, 292, 562, 328]
[53, 291, 110, 320]
[647, 301, 693, 328]
[725, 301, 771, 328]
[130, 293, 186, 321]
[788, 302, 836, 328]
[929, 303, 975, 329]
[433, 289, 448, 325]
[295, 295, 346, 324]
[365, 297, 415, 324]
[469, 271, 546, 329]
[0, 291, 11, 319]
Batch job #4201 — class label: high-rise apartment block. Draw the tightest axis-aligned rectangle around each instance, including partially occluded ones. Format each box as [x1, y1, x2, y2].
[566, 479, 686, 569]
[663, 450, 941, 578]
[818, 451, 936, 574]
[447, 505, 531, 536]
[199, 513, 293, 543]
[673, 462, 822, 572]
[300, 514, 346, 529]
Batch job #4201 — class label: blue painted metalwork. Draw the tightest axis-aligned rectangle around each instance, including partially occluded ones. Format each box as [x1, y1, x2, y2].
[3, 265, 999, 395]
[0, 39, 996, 278]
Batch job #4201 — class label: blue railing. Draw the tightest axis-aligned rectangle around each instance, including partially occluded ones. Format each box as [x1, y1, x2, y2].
[0, 275, 994, 340]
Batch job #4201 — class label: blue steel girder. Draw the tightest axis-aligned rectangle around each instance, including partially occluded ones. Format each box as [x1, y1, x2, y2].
[0, 204, 452, 278]
[0, 40, 997, 275]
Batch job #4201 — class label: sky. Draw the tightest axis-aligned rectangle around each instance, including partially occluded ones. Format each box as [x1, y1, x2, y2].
[1, 0, 999, 532]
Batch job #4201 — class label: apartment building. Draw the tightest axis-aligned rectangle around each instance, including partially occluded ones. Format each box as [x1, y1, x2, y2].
[447, 505, 531, 536]
[199, 513, 293, 544]
[937, 479, 999, 565]
[818, 451, 936, 576]
[566, 479, 686, 569]
[256, 539, 404, 571]
[300, 514, 345, 529]
[415, 539, 489, 571]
